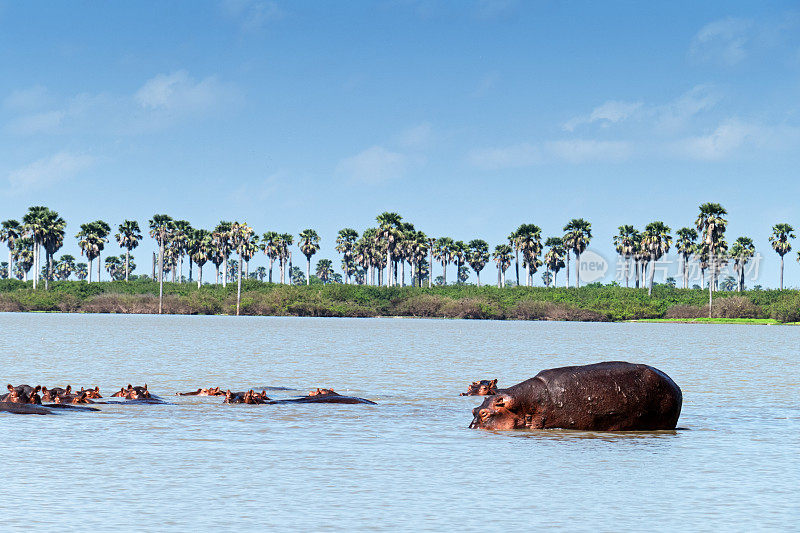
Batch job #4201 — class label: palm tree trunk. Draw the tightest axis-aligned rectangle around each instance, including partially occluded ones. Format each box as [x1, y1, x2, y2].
[575, 252, 581, 288]
[125, 249, 130, 282]
[237, 250, 243, 315]
[179, 255, 184, 283]
[441, 260, 447, 285]
[269, 257, 274, 283]
[401, 260, 405, 287]
[648, 258, 655, 296]
[780, 255, 784, 290]
[159, 237, 164, 315]
[198, 264, 203, 289]
[189, 259, 193, 283]
[625, 256, 630, 288]
[683, 256, 688, 289]
[477, 270, 481, 287]
[514, 250, 520, 286]
[708, 249, 714, 318]
[288, 253, 292, 284]
[554, 270, 558, 287]
[223, 252, 228, 287]
[565, 255, 570, 288]
[428, 248, 434, 288]
[306, 256, 311, 285]
[8, 248, 13, 280]
[386, 249, 391, 286]
[97, 253, 101, 283]
[88, 258, 93, 283]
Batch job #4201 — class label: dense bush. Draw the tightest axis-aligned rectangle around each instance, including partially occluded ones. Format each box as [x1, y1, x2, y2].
[0, 280, 798, 322]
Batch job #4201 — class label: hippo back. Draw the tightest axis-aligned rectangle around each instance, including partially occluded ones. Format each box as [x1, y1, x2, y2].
[534, 361, 682, 431]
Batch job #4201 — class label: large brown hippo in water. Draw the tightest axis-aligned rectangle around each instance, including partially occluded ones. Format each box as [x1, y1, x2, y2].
[269, 389, 376, 405]
[461, 379, 499, 396]
[469, 362, 682, 431]
[176, 386, 225, 396]
[112, 384, 151, 400]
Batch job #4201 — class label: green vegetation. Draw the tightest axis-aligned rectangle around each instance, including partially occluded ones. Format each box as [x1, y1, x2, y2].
[1, 279, 799, 323]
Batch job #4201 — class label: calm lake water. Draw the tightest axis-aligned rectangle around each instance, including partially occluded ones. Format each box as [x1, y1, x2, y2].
[1, 313, 798, 530]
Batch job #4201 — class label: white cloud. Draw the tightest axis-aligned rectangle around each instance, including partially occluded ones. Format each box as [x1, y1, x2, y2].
[3, 85, 52, 110]
[563, 100, 643, 131]
[656, 85, 719, 131]
[469, 139, 631, 169]
[689, 17, 753, 66]
[396, 122, 434, 149]
[6, 110, 65, 135]
[7, 152, 95, 192]
[221, 0, 283, 32]
[134, 70, 238, 113]
[337, 146, 411, 183]
[545, 139, 632, 163]
[670, 120, 800, 160]
[468, 143, 541, 169]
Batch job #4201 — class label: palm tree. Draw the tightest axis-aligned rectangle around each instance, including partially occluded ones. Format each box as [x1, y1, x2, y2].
[278, 233, 294, 284]
[492, 244, 513, 288]
[467, 239, 489, 286]
[433, 237, 454, 285]
[149, 214, 175, 314]
[116, 220, 142, 282]
[212, 222, 233, 287]
[298, 229, 320, 286]
[105, 256, 122, 280]
[696, 202, 728, 316]
[675, 227, 698, 289]
[0, 220, 22, 277]
[41, 211, 66, 290]
[76, 223, 99, 282]
[259, 231, 278, 283]
[451, 241, 467, 285]
[316, 258, 334, 283]
[544, 237, 566, 287]
[13, 238, 34, 281]
[231, 222, 255, 315]
[75, 262, 88, 281]
[376, 212, 402, 286]
[641, 221, 672, 296]
[563, 218, 592, 288]
[515, 224, 542, 287]
[427, 236, 436, 288]
[613, 225, 638, 288]
[90, 220, 111, 282]
[189, 229, 212, 288]
[335, 228, 359, 285]
[172, 220, 192, 283]
[21, 206, 50, 289]
[508, 228, 521, 286]
[55, 255, 76, 280]
[409, 231, 428, 287]
[769, 223, 794, 290]
[730, 236, 755, 292]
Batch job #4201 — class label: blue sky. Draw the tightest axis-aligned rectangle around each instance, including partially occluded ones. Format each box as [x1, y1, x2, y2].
[1, 1, 799, 287]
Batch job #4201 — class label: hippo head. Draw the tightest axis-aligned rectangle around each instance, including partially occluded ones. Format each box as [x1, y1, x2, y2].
[470, 392, 532, 430]
[5, 384, 22, 403]
[308, 388, 337, 397]
[81, 386, 102, 399]
[461, 379, 498, 396]
[127, 385, 151, 400]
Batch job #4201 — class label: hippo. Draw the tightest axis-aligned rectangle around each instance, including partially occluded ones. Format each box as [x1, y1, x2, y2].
[112, 384, 151, 400]
[1, 384, 42, 404]
[269, 389, 376, 405]
[461, 379, 499, 396]
[78, 386, 102, 399]
[224, 389, 270, 404]
[469, 362, 682, 431]
[53, 391, 93, 405]
[0, 402, 53, 415]
[177, 387, 225, 396]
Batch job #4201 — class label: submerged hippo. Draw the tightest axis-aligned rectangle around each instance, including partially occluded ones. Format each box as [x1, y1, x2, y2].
[224, 389, 270, 404]
[269, 389, 376, 405]
[470, 362, 682, 431]
[177, 386, 225, 396]
[461, 379, 499, 396]
[112, 384, 151, 400]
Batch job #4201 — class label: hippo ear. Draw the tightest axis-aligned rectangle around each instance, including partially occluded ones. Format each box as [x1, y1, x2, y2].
[490, 379, 497, 388]
[95, 386, 99, 392]
[7, 384, 13, 392]
[127, 384, 132, 389]
[35, 385, 41, 392]
[66, 385, 72, 393]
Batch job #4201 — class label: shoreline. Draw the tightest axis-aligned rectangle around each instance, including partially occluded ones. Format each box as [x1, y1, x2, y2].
[1, 280, 799, 324]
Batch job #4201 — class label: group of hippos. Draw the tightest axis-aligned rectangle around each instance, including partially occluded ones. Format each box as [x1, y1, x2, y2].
[0, 361, 683, 431]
